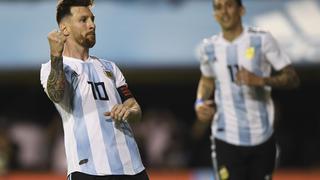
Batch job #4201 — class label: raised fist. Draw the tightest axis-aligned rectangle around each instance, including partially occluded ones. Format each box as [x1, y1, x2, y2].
[47, 29, 66, 57]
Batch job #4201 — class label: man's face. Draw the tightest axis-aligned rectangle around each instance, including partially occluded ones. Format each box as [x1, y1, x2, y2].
[213, 0, 244, 31]
[65, 6, 96, 48]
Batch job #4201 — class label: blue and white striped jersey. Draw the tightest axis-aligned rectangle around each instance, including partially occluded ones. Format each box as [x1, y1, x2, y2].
[198, 27, 291, 146]
[40, 56, 145, 176]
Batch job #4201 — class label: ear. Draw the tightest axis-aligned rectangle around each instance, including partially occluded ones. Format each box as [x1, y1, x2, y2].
[240, 6, 246, 17]
[59, 22, 70, 36]
[213, 11, 218, 22]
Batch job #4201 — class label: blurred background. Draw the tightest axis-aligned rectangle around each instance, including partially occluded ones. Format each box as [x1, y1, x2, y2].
[0, 0, 320, 179]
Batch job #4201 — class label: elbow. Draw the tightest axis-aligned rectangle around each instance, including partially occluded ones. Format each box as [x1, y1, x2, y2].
[48, 90, 65, 103]
[290, 72, 301, 89]
[286, 75, 300, 90]
[292, 77, 300, 89]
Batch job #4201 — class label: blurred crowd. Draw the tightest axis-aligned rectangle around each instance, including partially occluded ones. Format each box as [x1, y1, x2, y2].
[0, 108, 212, 175]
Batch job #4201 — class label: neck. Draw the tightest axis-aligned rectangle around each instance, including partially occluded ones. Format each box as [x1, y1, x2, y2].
[63, 40, 89, 61]
[222, 24, 244, 42]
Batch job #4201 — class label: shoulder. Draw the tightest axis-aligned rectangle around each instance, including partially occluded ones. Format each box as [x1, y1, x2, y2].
[198, 35, 219, 55]
[247, 26, 269, 35]
[200, 35, 219, 47]
[40, 60, 51, 75]
[246, 26, 275, 45]
[91, 56, 121, 72]
[93, 56, 115, 65]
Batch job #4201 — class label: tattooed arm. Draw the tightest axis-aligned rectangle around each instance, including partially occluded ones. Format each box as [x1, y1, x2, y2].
[263, 65, 300, 89]
[47, 55, 66, 103]
[47, 30, 67, 103]
[236, 65, 300, 89]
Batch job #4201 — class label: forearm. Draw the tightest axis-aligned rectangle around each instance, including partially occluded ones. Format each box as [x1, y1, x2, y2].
[197, 75, 215, 100]
[263, 66, 300, 89]
[47, 55, 66, 103]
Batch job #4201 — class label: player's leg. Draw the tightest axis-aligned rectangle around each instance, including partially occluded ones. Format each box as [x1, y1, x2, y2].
[248, 135, 276, 180]
[214, 138, 248, 180]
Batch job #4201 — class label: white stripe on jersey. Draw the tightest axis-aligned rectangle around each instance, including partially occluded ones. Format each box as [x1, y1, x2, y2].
[218, 69, 241, 144]
[92, 60, 135, 174]
[80, 65, 111, 174]
[61, 110, 81, 174]
[113, 125, 135, 174]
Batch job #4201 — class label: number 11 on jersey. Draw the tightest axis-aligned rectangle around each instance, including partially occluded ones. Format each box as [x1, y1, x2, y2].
[227, 65, 239, 82]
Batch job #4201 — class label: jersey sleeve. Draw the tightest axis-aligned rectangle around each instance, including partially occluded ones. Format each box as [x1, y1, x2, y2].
[111, 62, 127, 88]
[196, 39, 216, 77]
[40, 61, 72, 107]
[111, 62, 135, 102]
[263, 32, 291, 71]
[40, 61, 51, 95]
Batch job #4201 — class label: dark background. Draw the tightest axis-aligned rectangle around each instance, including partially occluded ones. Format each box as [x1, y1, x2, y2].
[1, 64, 319, 170]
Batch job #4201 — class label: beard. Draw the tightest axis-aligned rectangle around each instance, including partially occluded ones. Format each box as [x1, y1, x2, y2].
[84, 34, 96, 48]
[77, 33, 96, 48]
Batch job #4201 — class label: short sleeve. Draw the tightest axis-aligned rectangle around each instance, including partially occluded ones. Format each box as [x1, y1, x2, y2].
[111, 62, 127, 88]
[40, 60, 72, 107]
[263, 32, 291, 71]
[196, 39, 216, 77]
[40, 61, 51, 94]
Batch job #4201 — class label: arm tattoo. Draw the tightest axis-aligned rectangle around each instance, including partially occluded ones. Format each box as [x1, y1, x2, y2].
[264, 66, 300, 89]
[47, 55, 65, 103]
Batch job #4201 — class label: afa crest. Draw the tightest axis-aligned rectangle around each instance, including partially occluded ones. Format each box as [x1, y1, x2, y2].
[245, 47, 255, 60]
[219, 166, 229, 180]
[104, 70, 113, 79]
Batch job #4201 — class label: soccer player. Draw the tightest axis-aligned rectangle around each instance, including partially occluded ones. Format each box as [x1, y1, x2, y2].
[40, 0, 149, 179]
[195, 0, 300, 179]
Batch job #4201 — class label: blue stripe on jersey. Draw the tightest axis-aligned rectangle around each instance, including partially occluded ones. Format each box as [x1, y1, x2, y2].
[98, 60, 143, 172]
[123, 123, 142, 172]
[215, 82, 226, 139]
[205, 43, 215, 62]
[226, 45, 251, 144]
[97, 112, 125, 174]
[250, 36, 269, 134]
[99, 59, 113, 71]
[250, 36, 263, 76]
[73, 64, 97, 174]
[86, 63, 125, 174]
[98, 60, 116, 85]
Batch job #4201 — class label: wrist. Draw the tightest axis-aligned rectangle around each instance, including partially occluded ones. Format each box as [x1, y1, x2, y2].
[50, 49, 63, 57]
[50, 54, 63, 59]
[194, 98, 204, 109]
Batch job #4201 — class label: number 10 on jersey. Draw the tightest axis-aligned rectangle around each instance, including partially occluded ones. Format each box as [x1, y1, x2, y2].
[87, 81, 109, 101]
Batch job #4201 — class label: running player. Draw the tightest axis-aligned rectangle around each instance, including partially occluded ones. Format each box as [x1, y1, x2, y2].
[195, 0, 300, 179]
[40, 0, 148, 179]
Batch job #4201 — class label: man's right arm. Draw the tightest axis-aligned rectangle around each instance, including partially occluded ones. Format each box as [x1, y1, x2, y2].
[46, 30, 67, 103]
[195, 75, 216, 123]
[47, 55, 65, 103]
[192, 75, 215, 139]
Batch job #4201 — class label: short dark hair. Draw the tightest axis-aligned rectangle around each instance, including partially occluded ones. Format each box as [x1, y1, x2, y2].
[213, 0, 243, 7]
[56, 0, 94, 24]
[234, 0, 243, 7]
